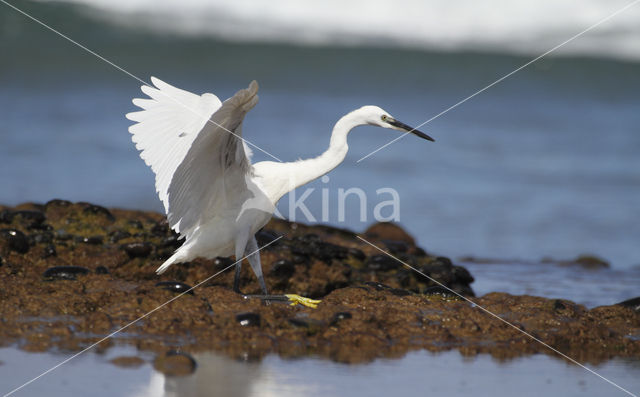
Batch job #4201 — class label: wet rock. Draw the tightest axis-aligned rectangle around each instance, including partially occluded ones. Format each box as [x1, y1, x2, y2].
[95, 265, 109, 274]
[42, 244, 57, 258]
[122, 242, 153, 258]
[330, 311, 352, 325]
[423, 285, 459, 299]
[44, 199, 72, 209]
[81, 203, 115, 221]
[76, 236, 103, 245]
[364, 281, 393, 291]
[236, 312, 261, 327]
[151, 220, 169, 236]
[55, 230, 73, 241]
[382, 239, 409, 254]
[0, 229, 30, 253]
[127, 220, 144, 230]
[347, 247, 366, 261]
[453, 265, 474, 284]
[155, 281, 193, 295]
[153, 351, 196, 376]
[617, 297, 640, 312]
[0, 210, 14, 224]
[43, 266, 89, 280]
[31, 231, 54, 244]
[390, 288, 412, 296]
[365, 255, 399, 271]
[213, 257, 234, 270]
[571, 255, 610, 269]
[289, 234, 348, 263]
[270, 259, 295, 278]
[288, 316, 325, 333]
[13, 210, 46, 228]
[109, 230, 131, 243]
[255, 229, 280, 246]
[162, 235, 183, 248]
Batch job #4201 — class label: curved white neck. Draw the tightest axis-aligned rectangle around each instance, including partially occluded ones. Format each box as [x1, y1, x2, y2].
[285, 111, 362, 190]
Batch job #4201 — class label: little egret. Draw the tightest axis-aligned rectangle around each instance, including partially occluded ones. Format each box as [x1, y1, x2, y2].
[126, 78, 434, 307]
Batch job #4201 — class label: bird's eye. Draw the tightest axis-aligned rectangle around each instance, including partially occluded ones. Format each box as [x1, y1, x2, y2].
[381, 115, 388, 122]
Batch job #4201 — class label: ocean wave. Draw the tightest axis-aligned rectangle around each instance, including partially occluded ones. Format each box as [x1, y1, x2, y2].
[36, 0, 640, 60]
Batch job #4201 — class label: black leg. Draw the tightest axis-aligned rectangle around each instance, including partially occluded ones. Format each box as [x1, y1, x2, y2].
[233, 261, 242, 293]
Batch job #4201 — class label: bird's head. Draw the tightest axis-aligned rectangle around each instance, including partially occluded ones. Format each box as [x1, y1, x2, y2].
[358, 105, 434, 142]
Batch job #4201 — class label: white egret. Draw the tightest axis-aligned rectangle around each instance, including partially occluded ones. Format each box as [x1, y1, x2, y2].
[126, 78, 434, 307]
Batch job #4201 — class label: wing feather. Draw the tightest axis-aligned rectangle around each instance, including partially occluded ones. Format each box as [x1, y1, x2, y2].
[127, 77, 260, 238]
[166, 81, 259, 237]
[126, 77, 222, 213]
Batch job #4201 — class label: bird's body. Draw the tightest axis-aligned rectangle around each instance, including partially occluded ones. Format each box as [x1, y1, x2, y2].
[127, 78, 433, 296]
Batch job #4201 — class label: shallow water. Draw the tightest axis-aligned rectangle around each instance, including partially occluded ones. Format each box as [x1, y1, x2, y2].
[1, 262, 639, 397]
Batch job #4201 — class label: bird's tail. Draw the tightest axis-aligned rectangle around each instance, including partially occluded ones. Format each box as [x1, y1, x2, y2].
[156, 250, 184, 274]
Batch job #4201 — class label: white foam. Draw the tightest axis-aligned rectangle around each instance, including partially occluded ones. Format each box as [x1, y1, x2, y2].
[43, 0, 640, 60]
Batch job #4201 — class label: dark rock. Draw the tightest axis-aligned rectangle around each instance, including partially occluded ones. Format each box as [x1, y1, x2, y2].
[365, 255, 398, 271]
[155, 281, 193, 295]
[382, 239, 409, 254]
[347, 247, 366, 261]
[213, 257, 234, 270]
[330, 311, 352, 325]
[43, 266, 89, 280]
[151, 220, 169, 236]
[162, 235, 183, 248]
[109, 230, 131, 243]
[82, 204, 115, 221]
[571, 255, 610, 269]
[76, 236, 103, 245]
[153, 351, 196, 376]
[270, 259, 295, 278]
[42, 244, 57, 258]
[236, 312, 261, 327]
[0, 229, 30, 254]
[289, 234, 349, 263]
[55, 230, 73, 241]
[44, 199, 72, 209]
[453, 265, 474, 284]
[127, 220, 144, 230]
[122, 242, 153, 258]
[424, 285, 458, 298]
[390, 288, 412, 296]
[617, 297, 640, 312]
[363, 281, 392, 291]
[288, 316, 325, 333]
[0, 210, 14, 224]
[31, 231, 54, 244]
[95, 266, 109, 274]
[12, 210, 46, 228]
[255, 229, 280, 246]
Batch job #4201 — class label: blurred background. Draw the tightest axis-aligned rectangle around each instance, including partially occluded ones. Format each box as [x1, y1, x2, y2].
[1, 0, 639, 269]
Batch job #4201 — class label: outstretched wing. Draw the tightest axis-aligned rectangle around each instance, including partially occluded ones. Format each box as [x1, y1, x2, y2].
[128, 78, 260, 238]
[126, 76, 222, 214]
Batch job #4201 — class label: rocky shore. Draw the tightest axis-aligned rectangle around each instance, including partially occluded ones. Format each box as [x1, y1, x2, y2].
[1, 200, 638, 369]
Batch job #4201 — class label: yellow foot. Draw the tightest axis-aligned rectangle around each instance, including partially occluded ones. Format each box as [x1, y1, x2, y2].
[285, 294, 322, 309]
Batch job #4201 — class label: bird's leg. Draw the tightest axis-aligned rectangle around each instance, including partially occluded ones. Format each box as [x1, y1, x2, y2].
[233, 260, 242, 294]
[244, 235, 268, 294]
[243, 236, 321, 308]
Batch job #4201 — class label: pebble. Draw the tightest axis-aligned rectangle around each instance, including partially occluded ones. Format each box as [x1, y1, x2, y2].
[0, 229, 30, 253]
[155, 281, 194, 295]
[43, 266, 90, 280]
[330, 311, 352, 325]
[153, 351, 197, 376]
[76, 236, 103, 245]
[95, 266, 109, 274]
[236, 312, 261, 327]
[42, 244, 57, 258]
[270, 259, 295, 278]
[365, 255, 398, 271]
[13, 210, 46, 228]
[122, 242, 153, 258]
[255, 229, 280, 246]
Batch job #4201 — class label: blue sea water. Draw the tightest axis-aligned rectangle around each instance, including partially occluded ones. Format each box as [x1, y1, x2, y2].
[1, 1, 640, 272]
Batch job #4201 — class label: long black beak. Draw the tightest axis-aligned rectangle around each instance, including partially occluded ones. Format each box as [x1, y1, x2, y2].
[388, 119, 435, 142]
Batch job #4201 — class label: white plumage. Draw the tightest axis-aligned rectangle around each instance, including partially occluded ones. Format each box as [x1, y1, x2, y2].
[126, 77, 433, 294]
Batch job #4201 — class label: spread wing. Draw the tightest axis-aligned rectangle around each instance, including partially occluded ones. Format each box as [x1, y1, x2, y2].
[127, 77, 259, 238]
[126, 76, 222, 214]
